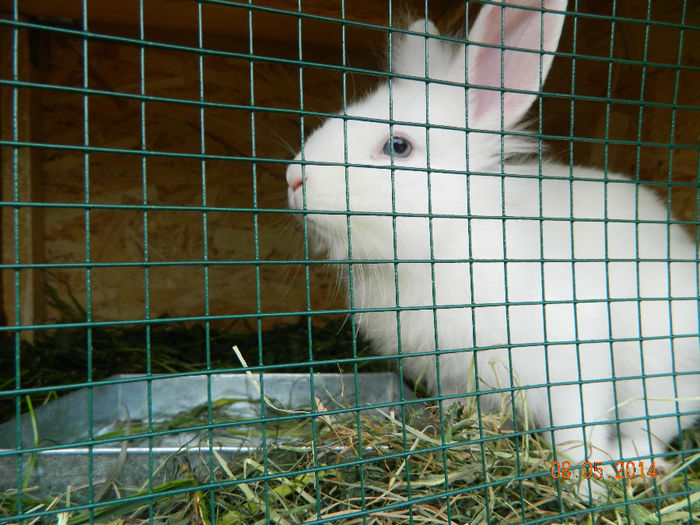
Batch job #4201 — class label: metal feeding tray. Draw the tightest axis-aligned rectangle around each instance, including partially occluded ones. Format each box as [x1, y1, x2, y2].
[0, 373, 417, 498]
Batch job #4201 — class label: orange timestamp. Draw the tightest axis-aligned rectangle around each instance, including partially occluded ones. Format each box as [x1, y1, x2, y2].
[550, 460, 657, 480]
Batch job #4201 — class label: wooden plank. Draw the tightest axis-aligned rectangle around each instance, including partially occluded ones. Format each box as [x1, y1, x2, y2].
[1, 24, 44, 336]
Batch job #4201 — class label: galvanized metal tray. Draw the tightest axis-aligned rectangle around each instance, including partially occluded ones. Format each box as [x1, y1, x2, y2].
[0, 373, 417, 497]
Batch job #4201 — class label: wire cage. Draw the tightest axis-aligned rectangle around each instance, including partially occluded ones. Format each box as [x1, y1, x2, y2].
[1, 0, 699, 523]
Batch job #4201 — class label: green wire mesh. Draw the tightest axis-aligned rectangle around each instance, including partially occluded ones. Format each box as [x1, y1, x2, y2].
[1, 1, 699, 524]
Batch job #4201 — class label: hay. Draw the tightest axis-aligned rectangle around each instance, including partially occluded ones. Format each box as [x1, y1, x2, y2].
[2, 398, 698, 524]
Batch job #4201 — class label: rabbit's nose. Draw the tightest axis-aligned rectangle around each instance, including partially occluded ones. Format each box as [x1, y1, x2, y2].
[286, 163, 303, 192]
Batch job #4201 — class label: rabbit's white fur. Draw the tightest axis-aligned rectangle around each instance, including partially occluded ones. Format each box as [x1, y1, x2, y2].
[286, 0, 700, 497]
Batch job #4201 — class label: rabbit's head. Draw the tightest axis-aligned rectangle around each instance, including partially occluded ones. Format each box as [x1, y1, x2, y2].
[286, 0, 567, 261]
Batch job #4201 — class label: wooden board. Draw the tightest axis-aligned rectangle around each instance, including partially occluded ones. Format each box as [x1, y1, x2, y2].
[1, 24, 45, 337]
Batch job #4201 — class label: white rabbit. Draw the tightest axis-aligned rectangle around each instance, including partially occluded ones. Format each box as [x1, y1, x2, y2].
[286, 0, 700, 498]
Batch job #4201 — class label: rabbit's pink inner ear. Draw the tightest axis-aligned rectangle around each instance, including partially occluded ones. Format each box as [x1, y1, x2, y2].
[465, 0, 567, 130]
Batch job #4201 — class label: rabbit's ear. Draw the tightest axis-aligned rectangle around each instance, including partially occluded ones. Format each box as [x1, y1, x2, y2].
[391, 19, 453, 79]
[460, 0, 567, 130]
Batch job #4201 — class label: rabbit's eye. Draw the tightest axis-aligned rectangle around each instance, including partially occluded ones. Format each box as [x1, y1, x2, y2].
[382, 136, 412, 158]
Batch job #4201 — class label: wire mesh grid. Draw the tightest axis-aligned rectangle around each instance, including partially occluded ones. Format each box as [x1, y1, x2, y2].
[0, 0, 699, 523]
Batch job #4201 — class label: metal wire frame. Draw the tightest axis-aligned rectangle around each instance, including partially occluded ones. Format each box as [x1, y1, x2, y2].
[1, 0, 699, 523]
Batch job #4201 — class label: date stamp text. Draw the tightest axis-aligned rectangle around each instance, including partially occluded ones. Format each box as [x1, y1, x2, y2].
[550, 460, 657, 480]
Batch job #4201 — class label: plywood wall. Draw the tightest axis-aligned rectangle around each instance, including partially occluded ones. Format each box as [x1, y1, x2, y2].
[9, 29, 354, 328]
[1, 0, 698, 332]
[542, 0, 700, 222]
